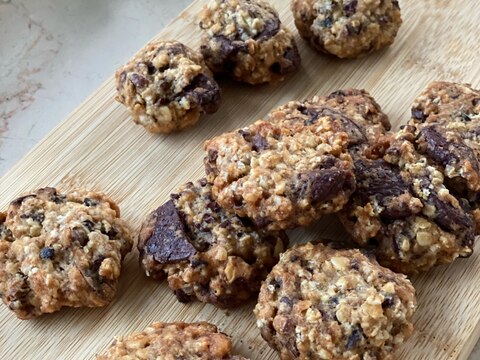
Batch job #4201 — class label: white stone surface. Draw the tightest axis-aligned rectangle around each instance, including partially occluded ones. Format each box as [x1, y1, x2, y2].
[0, 0, 479, 359]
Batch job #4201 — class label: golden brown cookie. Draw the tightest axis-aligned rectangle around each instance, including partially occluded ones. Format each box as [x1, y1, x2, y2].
[254, 242, 416, 360]
[0, 187, 132, 319]
[115, 40, 221, 133]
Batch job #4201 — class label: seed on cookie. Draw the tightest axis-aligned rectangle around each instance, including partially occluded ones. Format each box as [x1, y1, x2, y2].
[115, 40, 221, 133]
[96, 321, 248, 360]
[254, 242, 416, 360]
[0, 187, 133, 319]
[199, 0, 301, 84]
[339, 127, 476, 274]
[205, 100, 357, 231]
[291, 0, 402, 58]
[137, 179, 288, 308]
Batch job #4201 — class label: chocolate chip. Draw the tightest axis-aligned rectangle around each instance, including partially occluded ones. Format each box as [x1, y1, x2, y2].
[92, 256, 105, 273]
[269, 278, 282, 290]
[320, 107, 366, 146]
[206, 35, 248, 72]
[101, 225, 118, 240]
[145, 200, 197, 264]
[82, 220, 95, 231]
[280, 296, 294, 308]
[322, 16, 333, 28]
[83, 198, 98, 207]
[271, 46, 301, 75]
[11, 195, 36, 207]
[473, 98, 480, 106]
[52, 194, 67, 204]
[119, 71, 127, 85]
[346, 328, 363, 350]
[292, 168, 354, 204]
[344, 0, 357, 16]
[39, 247, 55, 260]
[255, 18, 280, 40]
[411, 107, 427, 121]
[207, 149, 218, 163]
[346, 23, 362, 36]
[251, 134, 269, 152]
[165, 42, 187, 56]
[418, 126, 480, 176]
[181, 74, 221, 114]
[190, 258, 206, 268]
[290, 254, 299, 262]
[146, 62, 156, 75]
[199, 178, 208, 187]
[392, 0, 400, 9]
[130, 73, 149, 89]
[20, 212, 45, 224]
[461, 113, 472, 122]
[382, 295, 395, 308]
[72, 227, 89, 246]
[429, 193, 474, 233]
[174, 289, 192, 303]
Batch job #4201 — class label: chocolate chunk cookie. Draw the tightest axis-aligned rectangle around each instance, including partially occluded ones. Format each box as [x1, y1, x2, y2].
[292, 0, 402, 58]
[115, 40, 221, 133]
[199, 0, 301, 84]
[204, 102, 356, 231]
[340, 126, 476, 274]
[96, 322, 247, 360]
[138, 179, 287, 308]
[254, 242, 416, 360]
[0, 188, 132, 319]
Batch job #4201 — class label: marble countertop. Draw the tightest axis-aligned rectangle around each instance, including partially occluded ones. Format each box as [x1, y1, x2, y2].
[0, 0, 479, 358]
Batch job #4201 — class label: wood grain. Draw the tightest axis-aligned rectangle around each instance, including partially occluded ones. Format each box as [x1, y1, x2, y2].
[1, 0, 479, 359]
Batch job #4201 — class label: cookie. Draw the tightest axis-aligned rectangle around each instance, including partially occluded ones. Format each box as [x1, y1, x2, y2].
[0, 187, 132, 319]
[291, 0, 402, 58]
[138, 179, 287, 308]
[254, 242, 416, 360]
[115, 40, 221, 133]
[339, 127, 476, 274]
[199, 0, 301, 84]
[204, 102, 356, 231]
[96, 321, 247, 360]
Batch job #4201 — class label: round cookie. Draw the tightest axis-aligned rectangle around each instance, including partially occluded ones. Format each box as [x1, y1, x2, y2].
[96, 322, 247, 360]
[138, 179, 288, 308]
[291, 0, 402, 58]
[199, 0, 301, 84]
[204, 101, 356, 231]
[0, 187, 132, 319]
[339, 126, 476, 274]
[115, 40, 221, 133]
[254, 242, 416, 360]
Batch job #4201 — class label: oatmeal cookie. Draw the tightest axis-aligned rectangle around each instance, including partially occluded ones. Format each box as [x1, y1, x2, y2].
[339, 127, 476, 274]
[204, 104, 356, 231]
[199, 0, 301, 84]
[115, 40, 221, 133]
[0, 187, 132, 319]
[138, 179, 287, 308]
[292, 0, 402, 58]
[97, 321, 247, 360]
[254, 242, 416, 360]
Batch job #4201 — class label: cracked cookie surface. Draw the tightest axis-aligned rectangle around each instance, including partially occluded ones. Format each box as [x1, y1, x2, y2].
[199, 0, 301, 84]
[340, 126, 476, 274]
[96, 321, 247, 360]
[204, 101, 356, 231]
[254, 242, 416, 360]
[0, 187, 132, 319]
[138, 179, 287, 308]
[115, 40, 221, 133]
[292, 0, 402, 58]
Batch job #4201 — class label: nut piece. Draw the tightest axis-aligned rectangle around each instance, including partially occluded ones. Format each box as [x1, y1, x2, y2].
[199, 0, 301, 84]
[96, 322, 248, 360]
[292, 0, 402, 58]
[254, 242, 416, 360]
[138, 179, 288, 308]
[0, 187, 133, 319]
[115, 40, 221, 133]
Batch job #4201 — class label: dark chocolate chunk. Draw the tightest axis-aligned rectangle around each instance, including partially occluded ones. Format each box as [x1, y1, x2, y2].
[255, 18, 281, 40]
[346, 328, 363, 350]
[20, 212, 45, 224]
[146, 62, 156, 75]
[181, 74, 221, 114]
[411, 107, 427, 122]
[72, 227, 89, 247]
[207, 149, 218, 163]
[320, 107, 366, 146]
[83, 198, 98, 207]
[82, 220, 95, 232]
[39, 247, 55, 260]
[382, 295, 395, 308]
[251, 134, 269, 152]
[473, 98, 480, 107]
[280, 296, 294, 308]
[321, 16, 333, 28]
[429, 193, 474, 232]
[344, 0, 358, 17]
[11, 195, 36, 207]
[130, 73, 149, 89]
[175, 289, 193, 303]
[392, 0, 400, 9]
[146, 200, 197, 263]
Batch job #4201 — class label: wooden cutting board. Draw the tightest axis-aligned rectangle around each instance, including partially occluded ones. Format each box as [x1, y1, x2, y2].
[1, 0, 480, 359]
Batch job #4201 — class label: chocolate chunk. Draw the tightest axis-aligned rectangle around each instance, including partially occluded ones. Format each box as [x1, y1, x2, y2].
[207, 149, 218, 163]
[83, 198, 98, 207]
[280, 296, 294, 308]
[411, 107, 427, 122]
[320, 107, 366, 146]
[82, 220, 95, 231]
[130, 73, 149, 89]
[473, 98, 480, 107]
[92, 256, 106, 273]
[20, 212, 45, 224]
[251, 134, 269, 152]
[392, 0, 400, 9]
[322, 16, 333, 28]
[461, 113, 472, 122]
[181, 74, 221, 114]
[418, 126, 480, 176]
[269, 278, 282, 290]
[146, 62, 156, 75]
[382, 295, 394, 308]
[11, 195, 36, 207]
[271, 46, 301, 75]
[72, 227, 89, 246]
[255, 18, 281, 40]
[175, 289, 193, 303]
[346, 23, 362, 36]
[39, 247, 55, 260]
[165, 42, 187, 56]
[429, 193, 474, 233]
[209, 35, 248, 71]
[344, 0, 358, 17]
[293, 168, 354, 204]
[346, 328, 363, 350]
[146, 200, 197, 264]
